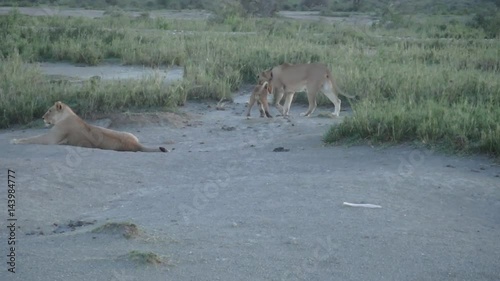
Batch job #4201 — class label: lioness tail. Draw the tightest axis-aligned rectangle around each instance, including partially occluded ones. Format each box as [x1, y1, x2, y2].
[140, 146, 168, 153]
[327, 72, 356, 99]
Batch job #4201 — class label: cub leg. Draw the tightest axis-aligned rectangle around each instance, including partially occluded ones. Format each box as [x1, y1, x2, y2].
[257, 100, 266, 117]
[246, 93, 257, 117]
[259, 93, 273, 118]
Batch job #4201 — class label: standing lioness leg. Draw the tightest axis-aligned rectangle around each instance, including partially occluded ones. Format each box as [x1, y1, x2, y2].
[282, 92, 295, 117]
[300, 82, 321, 117]
[273, 90, 285, 116]
[322, 79, 342, 116]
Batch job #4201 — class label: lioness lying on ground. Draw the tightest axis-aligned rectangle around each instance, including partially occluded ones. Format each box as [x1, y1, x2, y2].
[258, 62, 355, 117]
[11, 101, 168, 153]
[246, 81, 273, 118]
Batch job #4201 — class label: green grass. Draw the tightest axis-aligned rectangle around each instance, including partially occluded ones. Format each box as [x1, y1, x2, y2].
[0, 52, 184, 128]
[1, 8, 499, 157]
[324, 63, 500, 156]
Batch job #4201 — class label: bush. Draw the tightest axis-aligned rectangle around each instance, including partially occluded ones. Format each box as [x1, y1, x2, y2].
[0, 53, 183, 128]
[208, 0, 279, 23]
[468, 11, 500, 38]
[300, 0, 327, 10]
[207, 0, 246, 24]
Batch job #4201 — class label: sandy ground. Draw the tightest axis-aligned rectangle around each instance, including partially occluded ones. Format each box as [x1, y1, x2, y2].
[0, 86, 499, 280]
[37, 62, 184, 83]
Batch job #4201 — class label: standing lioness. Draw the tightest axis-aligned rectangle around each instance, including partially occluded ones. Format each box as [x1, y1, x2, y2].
[258, 63, 354, 117]
[11, 101, 168, 153]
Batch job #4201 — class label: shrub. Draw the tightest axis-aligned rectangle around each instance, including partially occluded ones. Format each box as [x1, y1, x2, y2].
[468, 11, 500, 38]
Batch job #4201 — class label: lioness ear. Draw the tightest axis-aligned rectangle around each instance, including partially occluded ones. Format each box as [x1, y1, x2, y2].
[55, 101, 63, 111]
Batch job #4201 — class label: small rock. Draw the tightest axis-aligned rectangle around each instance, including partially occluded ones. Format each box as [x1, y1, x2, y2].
[222, 125, 236, 131]
[273, 147, 290, 152]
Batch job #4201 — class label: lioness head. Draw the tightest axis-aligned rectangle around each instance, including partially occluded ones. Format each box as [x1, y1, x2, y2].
[257, 70, 273, 94]
[257, 69, 272, 85]
[42, 101, 67, 126]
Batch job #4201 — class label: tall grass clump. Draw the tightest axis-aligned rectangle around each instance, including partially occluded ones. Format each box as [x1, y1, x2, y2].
[324, 43, 500, 157]
[0, 53, 184, 128]
[0, 52, 62, 127]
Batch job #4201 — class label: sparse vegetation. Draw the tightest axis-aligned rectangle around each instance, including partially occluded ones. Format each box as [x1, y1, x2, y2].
[125, 250, 166, 265]
[91, 222, 141, 239]
[1, 2, 499, 157]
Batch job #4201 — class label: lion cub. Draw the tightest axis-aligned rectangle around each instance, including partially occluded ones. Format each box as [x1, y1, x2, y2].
[246, 81, 273, 118]
[11, 101, 167, 153]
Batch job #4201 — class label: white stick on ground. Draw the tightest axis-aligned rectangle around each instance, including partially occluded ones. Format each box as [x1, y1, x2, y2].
[343, 202, 382, 208]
